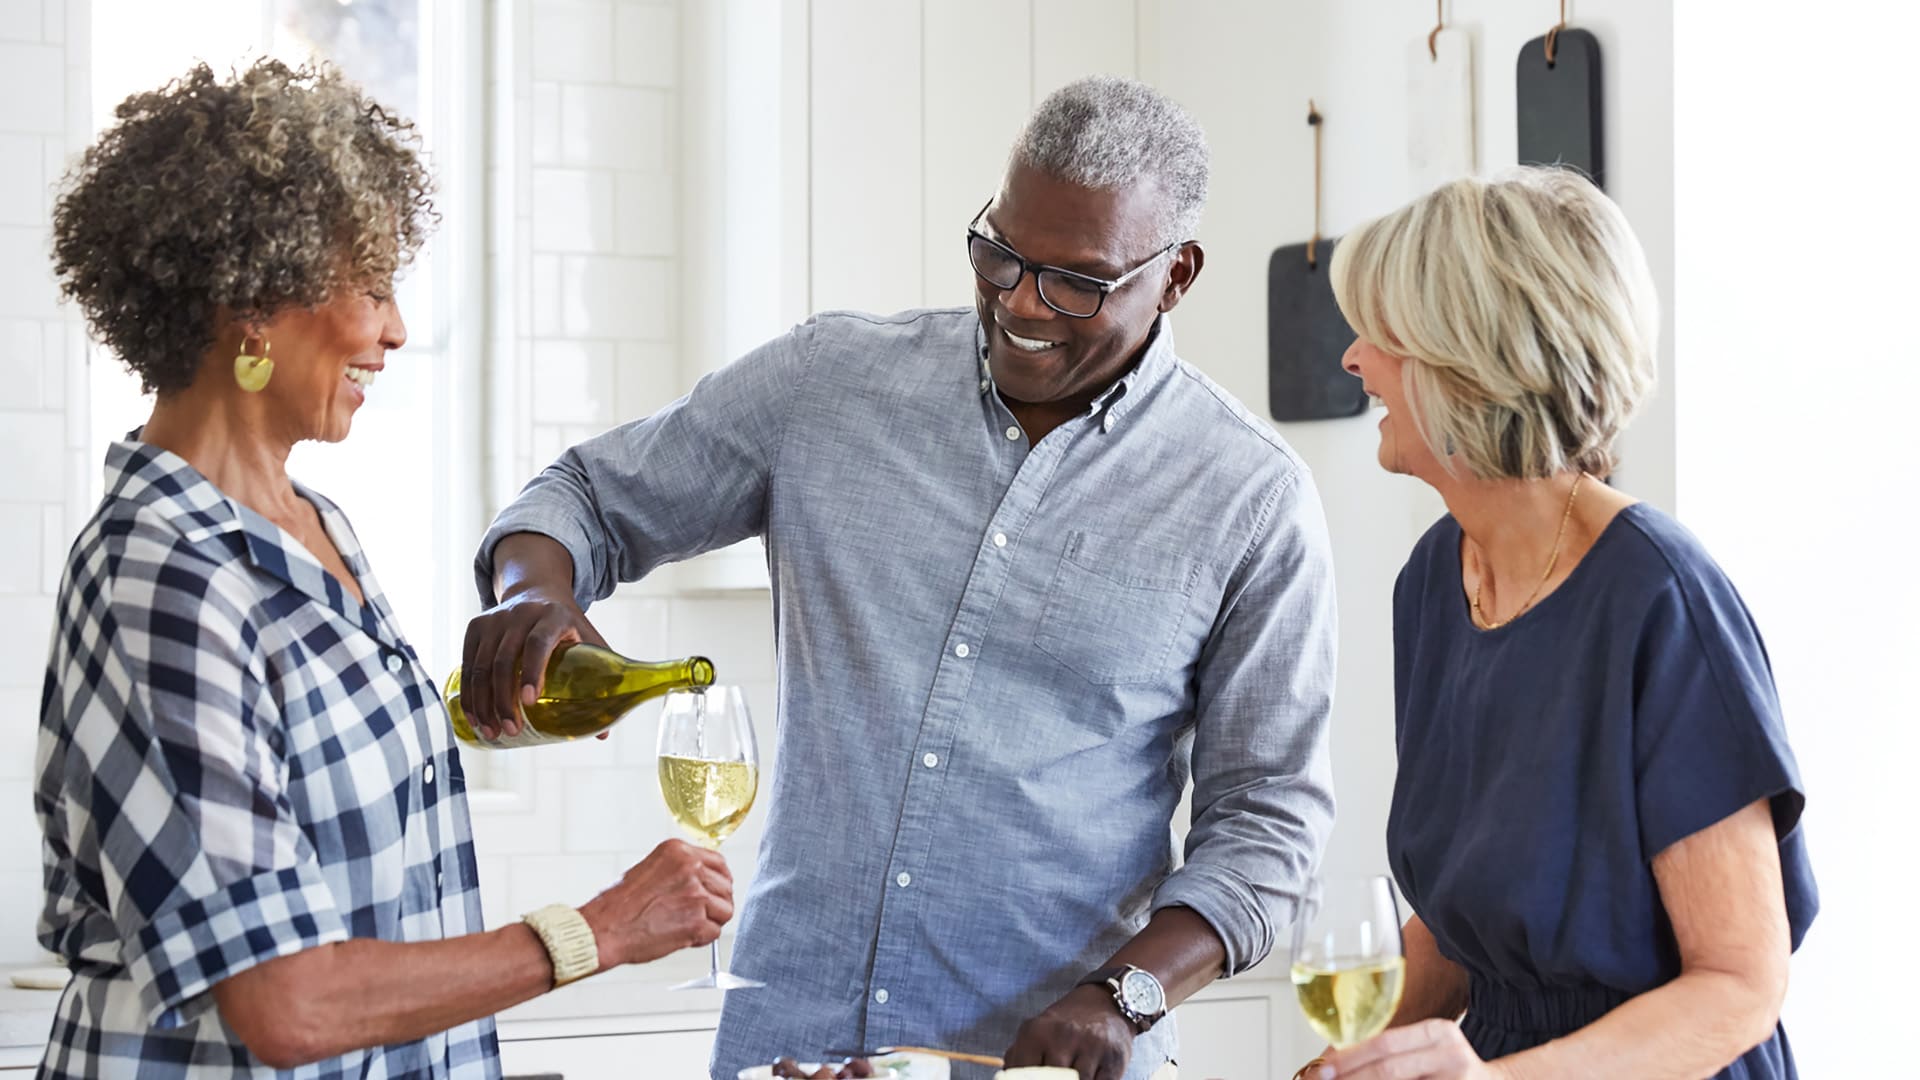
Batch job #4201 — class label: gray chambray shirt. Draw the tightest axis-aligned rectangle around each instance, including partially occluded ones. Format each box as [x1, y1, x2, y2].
[477, 308, 1337, 1080]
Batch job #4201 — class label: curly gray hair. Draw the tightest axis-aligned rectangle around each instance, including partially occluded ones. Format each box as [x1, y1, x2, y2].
[50, 59, 437, 396]
[1007, 75, 1209, 250]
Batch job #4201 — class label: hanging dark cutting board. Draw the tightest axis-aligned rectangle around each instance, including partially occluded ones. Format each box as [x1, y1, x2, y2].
[1267, 239, 1367, 422]
[1516, 27, 1604, 189]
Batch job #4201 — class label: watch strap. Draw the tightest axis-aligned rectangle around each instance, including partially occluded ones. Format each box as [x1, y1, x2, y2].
[1078, 964, 1129, 989]
[1077, 963, 1165, 1034]
[522, 903, 599, 988]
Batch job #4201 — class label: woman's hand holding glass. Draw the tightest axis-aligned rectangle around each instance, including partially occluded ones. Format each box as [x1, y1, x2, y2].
[578, 839, 734, 969]
[1317, 1019, 1500, 1080]
[1294, 875, 1499, 1079]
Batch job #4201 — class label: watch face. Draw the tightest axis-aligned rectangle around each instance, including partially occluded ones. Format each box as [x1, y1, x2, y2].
[1120, 969, 1165, 1015]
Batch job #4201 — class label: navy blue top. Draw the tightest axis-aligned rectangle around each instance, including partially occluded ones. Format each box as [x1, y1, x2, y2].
[1387, 503, 1817, 1077]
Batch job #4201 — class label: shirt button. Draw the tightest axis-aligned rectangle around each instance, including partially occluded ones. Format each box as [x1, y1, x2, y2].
[385, 653, 403, 673]
[992, 532, 1008, 548]
[423, 762, 436, 785]
[980, 379, 990, 392]
[436, 870, 444, 890]
[1004, 425, 1020, 441]
[954, 643, 970, 658]
[874, 988, 890, 1004]
[896, 872, 912, 888]
[1102, 412, 1116, 433]
[922, 752, 939, 768]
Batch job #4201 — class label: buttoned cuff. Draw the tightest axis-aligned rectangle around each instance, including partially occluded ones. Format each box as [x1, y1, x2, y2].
[475, 504, 603, 610]
[1150, 862, 1278, 977]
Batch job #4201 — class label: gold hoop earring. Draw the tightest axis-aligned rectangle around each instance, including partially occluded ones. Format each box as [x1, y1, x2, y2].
[234, 337, 273, 392]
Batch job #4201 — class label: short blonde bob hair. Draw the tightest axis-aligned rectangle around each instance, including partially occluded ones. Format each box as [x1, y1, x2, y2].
[1329, 167, 1658, 479]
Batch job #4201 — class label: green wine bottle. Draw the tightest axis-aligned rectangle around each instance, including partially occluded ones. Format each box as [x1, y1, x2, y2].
[445, 644, 715, 749]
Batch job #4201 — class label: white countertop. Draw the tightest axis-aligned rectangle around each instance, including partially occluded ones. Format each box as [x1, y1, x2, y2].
[0, 957, 1289, 1052]
[0, 978, 61, 1067]
[0, 957, 727, 1051]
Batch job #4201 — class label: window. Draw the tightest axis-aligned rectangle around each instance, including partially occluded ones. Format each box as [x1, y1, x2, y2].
[89, 0, 485, 682]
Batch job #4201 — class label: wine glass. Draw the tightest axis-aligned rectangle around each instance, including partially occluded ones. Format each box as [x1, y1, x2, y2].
[1290, 874, 1406, 1048]
[656, 685, 762, 991]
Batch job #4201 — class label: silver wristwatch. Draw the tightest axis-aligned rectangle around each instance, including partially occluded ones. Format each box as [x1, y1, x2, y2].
[1079, 963, 1168, 1034]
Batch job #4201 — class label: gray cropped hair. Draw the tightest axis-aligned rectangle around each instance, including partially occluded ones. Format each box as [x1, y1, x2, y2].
[1008, 76, 1209, 250]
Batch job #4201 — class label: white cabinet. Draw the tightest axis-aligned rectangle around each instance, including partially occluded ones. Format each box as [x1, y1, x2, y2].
[499, 1027, 716, 1078]
[1174, 995, 1271, 1080]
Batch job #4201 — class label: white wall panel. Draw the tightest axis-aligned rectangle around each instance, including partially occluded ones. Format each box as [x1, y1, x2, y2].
[1031, 0, 1135, 98]
[922, 0, 1032, 310]
[808, 0, 922, 313]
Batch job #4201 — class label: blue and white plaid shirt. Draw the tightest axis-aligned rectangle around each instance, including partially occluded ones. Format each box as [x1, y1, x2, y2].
[35, 440, 500, 1079]
[481, 310, 1339, 1080]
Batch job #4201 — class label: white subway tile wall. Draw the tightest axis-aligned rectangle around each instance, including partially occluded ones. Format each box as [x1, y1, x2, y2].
[558, 84, 670, 172]
[530, 340, 617, 426]
[0, 870, 42, 970]
[614, 170, 675, 256]
[611, 2, 676, 89]
[614, 340, 682, 419]
[0, 2, 36, 39]
[473, 0, 781, 938]
[0, 0, 84, 964]
[0, 43, 64, 132]
[530, 0, 614, 85]
[0, 135, 44, 226]
[531, 167, 616, 254]
[554, 254, 673, 339]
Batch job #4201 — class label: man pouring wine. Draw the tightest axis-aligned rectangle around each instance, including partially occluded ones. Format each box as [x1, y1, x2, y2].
[462, 76, 1338, 1080]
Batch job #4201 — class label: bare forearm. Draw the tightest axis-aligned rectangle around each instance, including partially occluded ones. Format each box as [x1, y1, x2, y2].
[1101, 906, 1227, 1006]
[1496, 969, 1780, 1080]
[492, 531, 577, 602]
[1390, 914, 1468, 1027]
[215, 923, 558, 1067]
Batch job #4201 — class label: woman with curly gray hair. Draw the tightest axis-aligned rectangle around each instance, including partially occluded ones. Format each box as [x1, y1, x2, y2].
[1297, 168, 1817, 1080]
[37, 60, 732, 1078]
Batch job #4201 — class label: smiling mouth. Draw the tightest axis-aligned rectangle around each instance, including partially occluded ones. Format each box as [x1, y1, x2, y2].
[997, 319, 1065, 354]
[345, 366, 379, 390]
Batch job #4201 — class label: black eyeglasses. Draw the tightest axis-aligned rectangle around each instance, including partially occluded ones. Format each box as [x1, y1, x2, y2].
[966, 200, 1184, 319]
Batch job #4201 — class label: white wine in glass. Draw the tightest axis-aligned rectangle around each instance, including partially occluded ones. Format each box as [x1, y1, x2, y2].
[656, 685, 761, 991]
[1291, 875, 1407, 1048]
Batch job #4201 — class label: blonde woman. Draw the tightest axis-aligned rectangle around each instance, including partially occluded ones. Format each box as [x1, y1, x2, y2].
[1307, 168, 1817, 1080]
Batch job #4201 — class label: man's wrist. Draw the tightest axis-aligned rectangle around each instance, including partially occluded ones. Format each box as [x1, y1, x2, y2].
[1065, 982, 1132, 1029]
[1073, 966, 1165, 1034]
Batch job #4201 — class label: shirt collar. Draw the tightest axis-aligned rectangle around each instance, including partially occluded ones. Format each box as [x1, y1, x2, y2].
[972, 315, 1177, 435]
[103, 438, 402, 650]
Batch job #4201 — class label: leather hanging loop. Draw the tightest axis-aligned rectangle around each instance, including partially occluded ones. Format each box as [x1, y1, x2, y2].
[1545, 0, 1567, 65]
[1429, 0, 1444, 61]
[1306, 100, 1324, 268]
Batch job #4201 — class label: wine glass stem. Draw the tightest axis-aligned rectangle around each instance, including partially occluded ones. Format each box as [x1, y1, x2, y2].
[708, 840, 724, 977]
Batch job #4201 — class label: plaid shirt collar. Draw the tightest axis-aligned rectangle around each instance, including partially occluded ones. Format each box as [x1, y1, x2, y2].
[105, 438, 410, 655]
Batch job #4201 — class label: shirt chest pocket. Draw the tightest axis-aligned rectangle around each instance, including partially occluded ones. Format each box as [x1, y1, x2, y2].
[1034, 530, 1204, 685]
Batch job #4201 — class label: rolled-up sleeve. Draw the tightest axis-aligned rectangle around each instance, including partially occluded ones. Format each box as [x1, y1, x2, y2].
[74, 557, 350, 1027]
[476, 319, 821, 607]
[1152, 466, 1338, 975]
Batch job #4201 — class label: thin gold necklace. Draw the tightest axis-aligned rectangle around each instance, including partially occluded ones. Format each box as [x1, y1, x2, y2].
[1471, 472, 1586, 630]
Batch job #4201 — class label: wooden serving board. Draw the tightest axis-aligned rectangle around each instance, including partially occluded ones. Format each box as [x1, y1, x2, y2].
[1516, 27, 1604, 188]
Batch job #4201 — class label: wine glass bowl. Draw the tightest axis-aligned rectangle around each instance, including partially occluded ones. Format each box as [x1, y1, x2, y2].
[657, 685, 762, 991]
[1290, 874, 1407, 1048]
